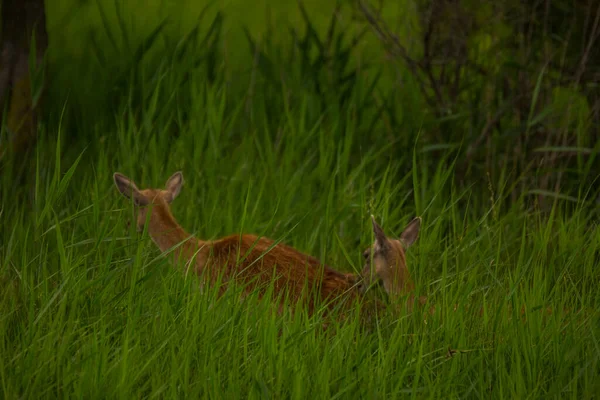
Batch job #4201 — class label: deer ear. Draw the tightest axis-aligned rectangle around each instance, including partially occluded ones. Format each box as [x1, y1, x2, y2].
[113, 172, 149, 206]
[371, 215, 389, 249]
[400, 217, 421, 247]
[164, 171, 184, 203]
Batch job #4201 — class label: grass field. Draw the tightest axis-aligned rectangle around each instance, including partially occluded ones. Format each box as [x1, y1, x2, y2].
[1, 1, 599, 399]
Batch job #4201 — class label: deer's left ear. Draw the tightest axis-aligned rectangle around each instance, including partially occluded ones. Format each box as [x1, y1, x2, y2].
[399, 217, 421, 248]
[113, 172, 149, 206]
[164, 171, 184, 203]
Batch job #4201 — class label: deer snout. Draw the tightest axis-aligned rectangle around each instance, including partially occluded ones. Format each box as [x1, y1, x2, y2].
[124, 219, 143, 234]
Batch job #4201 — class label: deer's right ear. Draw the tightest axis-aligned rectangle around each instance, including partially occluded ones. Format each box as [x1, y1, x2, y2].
[113, 172, 148, 206]
[371, 215, 389, 249]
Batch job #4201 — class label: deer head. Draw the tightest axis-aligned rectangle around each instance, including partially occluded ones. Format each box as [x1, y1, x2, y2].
[361, 216, 421, 297]
[113, 171, 184, 232]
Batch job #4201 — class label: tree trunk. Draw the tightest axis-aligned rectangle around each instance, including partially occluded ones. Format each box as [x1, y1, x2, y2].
[0, 0, 48, 160]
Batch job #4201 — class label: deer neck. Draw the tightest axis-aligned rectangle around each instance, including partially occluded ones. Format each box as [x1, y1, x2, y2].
[382, 268, 415, 298]
[146, 203, 199, 254]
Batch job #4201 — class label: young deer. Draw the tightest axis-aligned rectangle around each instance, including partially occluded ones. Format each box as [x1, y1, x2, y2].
[361, 216, 428, 313]
[113, 171, 424, 317]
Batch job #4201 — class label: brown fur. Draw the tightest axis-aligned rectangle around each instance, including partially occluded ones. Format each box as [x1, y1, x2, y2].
[198, 234, 363, 313]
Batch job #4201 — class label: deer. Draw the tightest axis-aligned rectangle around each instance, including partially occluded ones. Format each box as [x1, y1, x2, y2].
[360, 212, 429, 314]
[112, 171, 425, 319]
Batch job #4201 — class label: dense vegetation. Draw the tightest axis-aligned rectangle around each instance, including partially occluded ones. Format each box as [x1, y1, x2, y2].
[1, 1, 599, 398]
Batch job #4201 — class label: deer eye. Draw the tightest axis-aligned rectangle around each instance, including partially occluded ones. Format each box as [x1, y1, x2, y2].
[363, 250, 370, 260]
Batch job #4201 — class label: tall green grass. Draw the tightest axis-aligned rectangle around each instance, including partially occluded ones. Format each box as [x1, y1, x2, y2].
[1, 85, 599, 397]
[1, 1, 599, 398]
